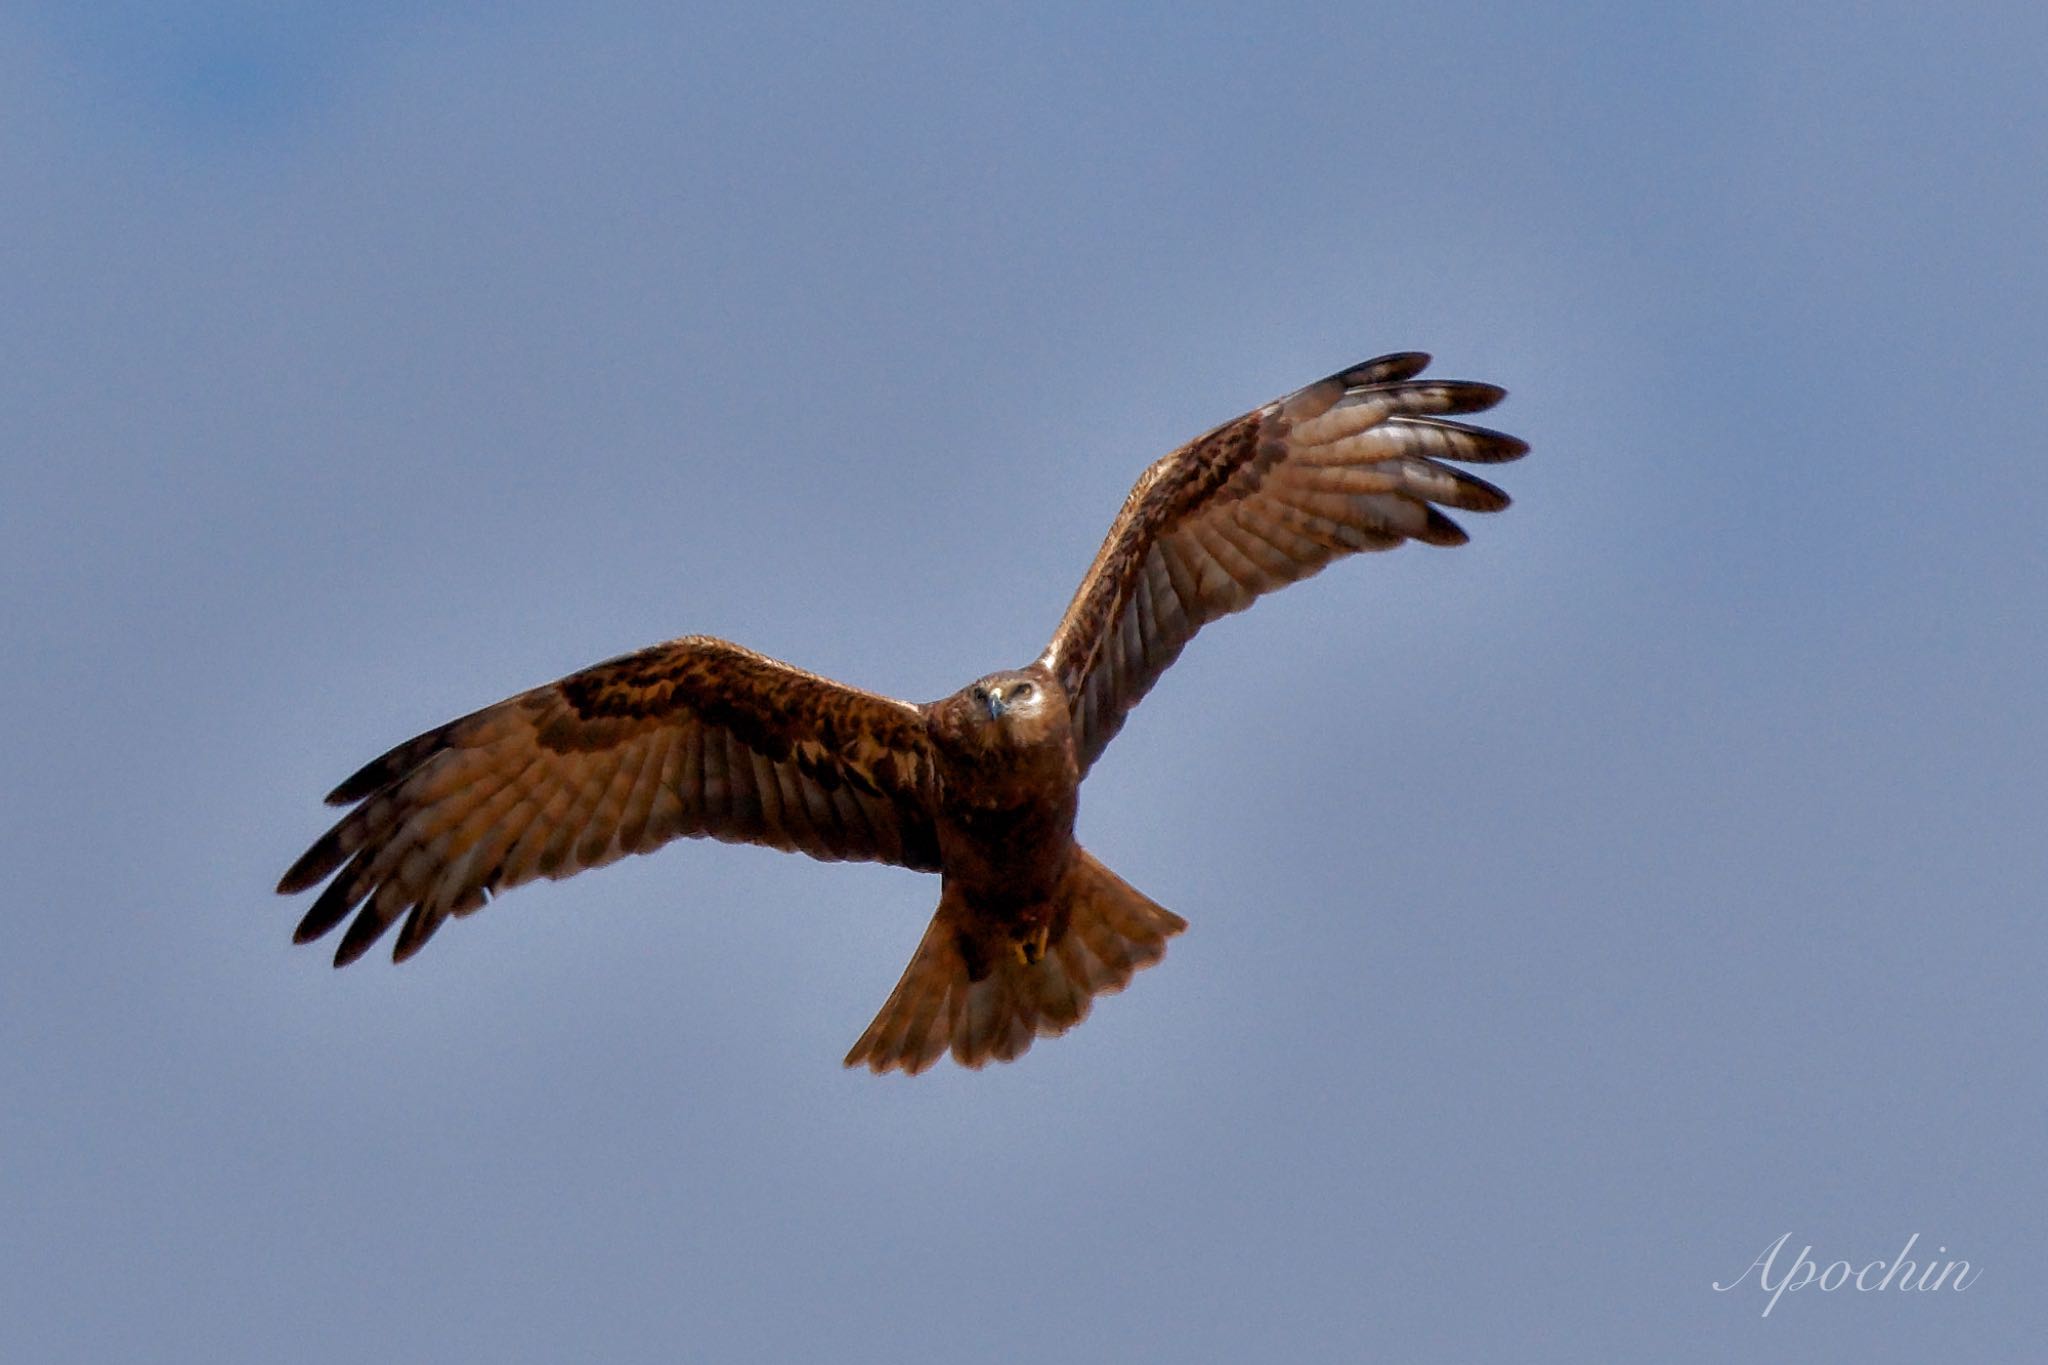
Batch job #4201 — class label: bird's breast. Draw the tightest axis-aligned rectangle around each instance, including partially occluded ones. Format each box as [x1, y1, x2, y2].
[933, 747, 1079, 910]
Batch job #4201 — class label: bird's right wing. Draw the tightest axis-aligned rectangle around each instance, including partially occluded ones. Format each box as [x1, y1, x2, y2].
[1040, 353, 1524, 773]
[277, 636, 939, 966]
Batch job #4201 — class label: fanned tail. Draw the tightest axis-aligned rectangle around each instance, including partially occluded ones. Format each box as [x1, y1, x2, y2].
[844, 849, 1187, 1075]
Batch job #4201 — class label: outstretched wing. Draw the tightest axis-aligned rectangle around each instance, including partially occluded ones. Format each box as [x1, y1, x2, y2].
[278, 636, 938, 966]
[1041, 353, 1524, 772]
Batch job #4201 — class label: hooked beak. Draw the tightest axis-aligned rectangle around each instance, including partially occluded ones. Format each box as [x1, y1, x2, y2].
[984, 691, 1008, 720]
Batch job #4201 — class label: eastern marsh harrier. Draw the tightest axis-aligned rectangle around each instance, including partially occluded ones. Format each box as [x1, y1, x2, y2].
[278, 353, 1524, 1073]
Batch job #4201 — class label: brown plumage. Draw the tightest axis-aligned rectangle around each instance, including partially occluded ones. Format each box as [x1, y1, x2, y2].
[278, 353, 1524, 1073]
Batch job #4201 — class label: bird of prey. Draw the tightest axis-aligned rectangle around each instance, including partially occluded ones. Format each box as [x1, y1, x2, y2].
[278, 353, 1524, 1074]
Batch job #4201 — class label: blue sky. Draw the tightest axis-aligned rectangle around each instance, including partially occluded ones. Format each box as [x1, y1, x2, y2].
[4, 4, 2044, 1361]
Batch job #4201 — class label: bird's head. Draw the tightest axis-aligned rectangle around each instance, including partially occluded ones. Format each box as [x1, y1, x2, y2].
[944, 669, 1067, 751]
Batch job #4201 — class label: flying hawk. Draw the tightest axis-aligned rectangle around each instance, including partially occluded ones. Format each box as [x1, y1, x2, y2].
[278, 353, 1524, 1074]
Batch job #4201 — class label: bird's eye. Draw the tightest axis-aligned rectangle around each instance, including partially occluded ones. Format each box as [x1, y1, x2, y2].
[1011, 681, 1034, 700]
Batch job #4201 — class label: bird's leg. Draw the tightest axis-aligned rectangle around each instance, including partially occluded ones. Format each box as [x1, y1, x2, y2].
[1013, 922, 1051, 966]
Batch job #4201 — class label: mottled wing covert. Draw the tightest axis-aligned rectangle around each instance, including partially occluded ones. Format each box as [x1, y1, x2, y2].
[1041, 353, 1524, 771]
[277, 637, 939, 966]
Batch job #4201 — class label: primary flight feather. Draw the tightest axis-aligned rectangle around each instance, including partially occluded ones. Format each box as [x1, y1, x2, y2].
[278, 353, 1525, 1073]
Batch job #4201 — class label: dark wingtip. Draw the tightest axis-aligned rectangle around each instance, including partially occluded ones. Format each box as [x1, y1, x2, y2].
[277, 831, 345, 896]
[1338, 352, 1431, 387]
[1418, 506, 1470, 546]
[326, 755, 401, 806]
[332, 908, 389, 968]
[1452, 469, 1513, 513]
[294, 912, 332, 947]
[1399, 417, 1529, 465]
[1453, 381, 1508, 414]
[324, 722, 458, 805]
[390, 904, 443, 964]
[290, 851, 370, 945]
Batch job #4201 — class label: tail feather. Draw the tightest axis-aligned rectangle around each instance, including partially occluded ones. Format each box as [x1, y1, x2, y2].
[844, 849, 1187, 1075]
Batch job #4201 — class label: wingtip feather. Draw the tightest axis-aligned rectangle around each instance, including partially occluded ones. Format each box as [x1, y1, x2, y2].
[1417, 506, 1470, 546]
[323, 720, 462, 805]
[277, 838, 341, 895]
[332, 912, 387, 968]
[1455, 381, 1508, 413]
[1337, 352, 1432, 386]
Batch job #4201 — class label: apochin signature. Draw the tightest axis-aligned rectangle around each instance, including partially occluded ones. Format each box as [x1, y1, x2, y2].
[1714, 1232, 1980, 1317]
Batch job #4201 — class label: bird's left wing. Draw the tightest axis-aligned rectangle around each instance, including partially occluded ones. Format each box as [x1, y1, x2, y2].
[1040, 353, 1525, 773]
[278, 636, 939, 965]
